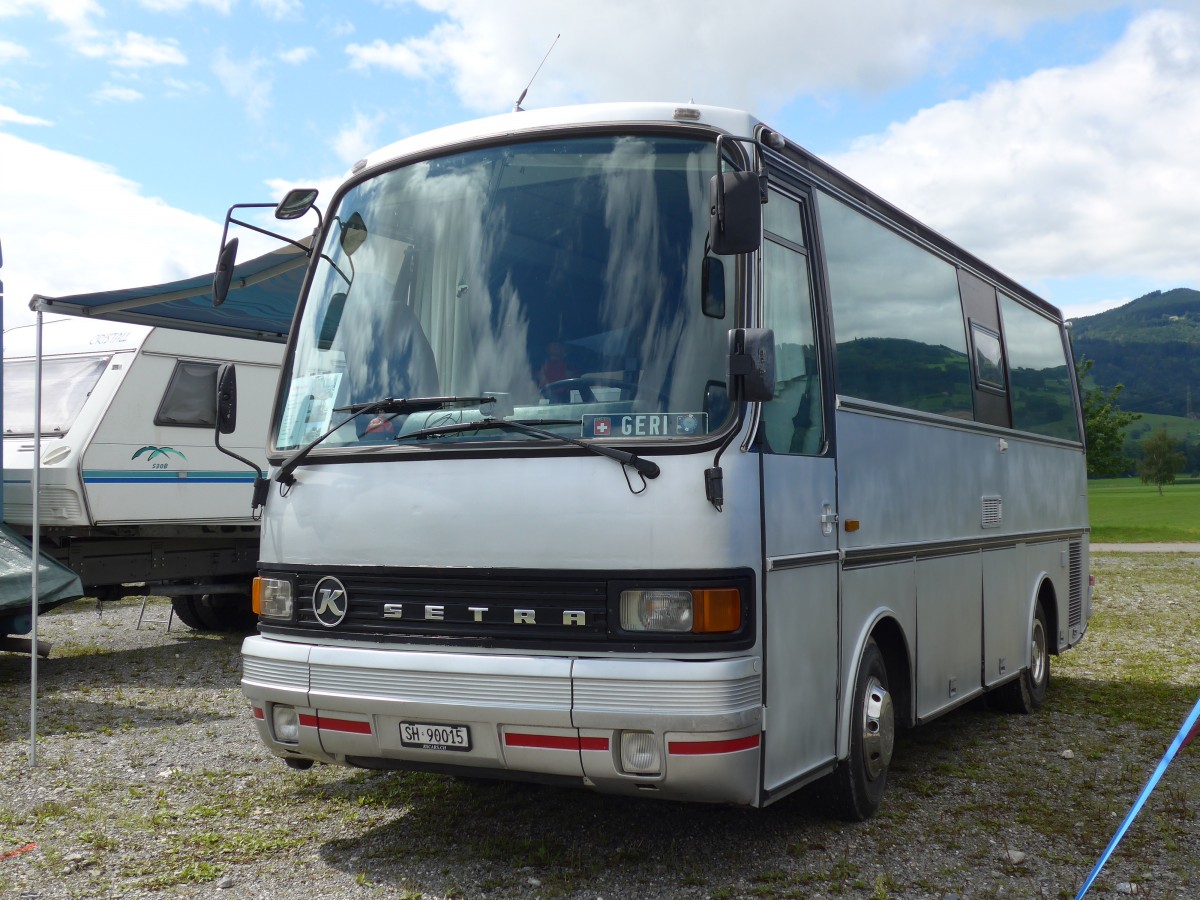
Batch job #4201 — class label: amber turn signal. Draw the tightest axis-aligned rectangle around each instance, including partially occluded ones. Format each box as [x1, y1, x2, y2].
[692, 588, 741, 633]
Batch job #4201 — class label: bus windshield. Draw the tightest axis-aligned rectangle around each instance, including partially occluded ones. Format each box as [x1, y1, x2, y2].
[275, 134, 735, 452]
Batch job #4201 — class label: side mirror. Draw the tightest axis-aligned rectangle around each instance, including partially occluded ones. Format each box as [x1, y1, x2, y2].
[216, 364, 238, 434]
[276, 188, 319, 220]
[213, 237, 239, 307]
[340, 212, 368, 256]
[728, 328, 775, 402]
[317, 292, 347, 350]
[709, 171, 763, 255]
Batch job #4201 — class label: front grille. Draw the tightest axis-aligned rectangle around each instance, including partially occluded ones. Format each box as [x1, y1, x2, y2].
[293, 570, 610, 642]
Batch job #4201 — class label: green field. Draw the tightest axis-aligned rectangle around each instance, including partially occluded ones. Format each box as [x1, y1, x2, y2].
[1088, 477, 1200, 542]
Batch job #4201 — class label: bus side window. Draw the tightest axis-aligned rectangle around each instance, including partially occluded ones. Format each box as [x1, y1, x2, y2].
[760, 200, 823, 455]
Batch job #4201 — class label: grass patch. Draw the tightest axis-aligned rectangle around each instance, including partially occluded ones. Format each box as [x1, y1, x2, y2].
[1088, 478, 1200, 541]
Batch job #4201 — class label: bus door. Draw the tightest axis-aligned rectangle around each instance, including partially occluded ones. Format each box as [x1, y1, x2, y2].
[757, 187, 839, 793]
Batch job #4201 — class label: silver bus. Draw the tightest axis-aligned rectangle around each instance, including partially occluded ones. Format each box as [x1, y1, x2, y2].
[227, 102, 1090, 819]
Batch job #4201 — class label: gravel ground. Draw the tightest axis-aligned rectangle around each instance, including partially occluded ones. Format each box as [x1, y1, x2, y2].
[2, 552, 1199, 899]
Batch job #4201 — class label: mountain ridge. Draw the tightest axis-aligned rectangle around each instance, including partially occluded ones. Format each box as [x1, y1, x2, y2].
[1067, 287, 1200, 418]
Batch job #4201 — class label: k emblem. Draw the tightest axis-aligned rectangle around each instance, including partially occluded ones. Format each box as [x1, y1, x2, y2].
[312, 576, 349, 628]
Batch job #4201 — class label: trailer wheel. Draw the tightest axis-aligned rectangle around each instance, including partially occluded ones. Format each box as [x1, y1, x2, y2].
[170, 592, 257, 633]
[990, 604, 1049, 714]
[822, 638, 894, 821]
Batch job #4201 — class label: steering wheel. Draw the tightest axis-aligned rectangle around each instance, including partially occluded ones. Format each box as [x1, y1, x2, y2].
[539, 377, 602, 403]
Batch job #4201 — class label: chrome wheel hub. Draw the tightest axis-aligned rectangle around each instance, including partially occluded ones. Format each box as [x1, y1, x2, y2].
[1030, 617, 1048, 688]
[861, 675, 894, 781]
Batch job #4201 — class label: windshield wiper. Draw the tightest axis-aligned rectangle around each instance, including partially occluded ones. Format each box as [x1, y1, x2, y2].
[275, 395, 495, 486]
[402, 417, 661, 480]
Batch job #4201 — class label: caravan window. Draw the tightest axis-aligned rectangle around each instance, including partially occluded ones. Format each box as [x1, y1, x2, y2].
[155, 361, 218, 427]
[2, 356, 111, 436]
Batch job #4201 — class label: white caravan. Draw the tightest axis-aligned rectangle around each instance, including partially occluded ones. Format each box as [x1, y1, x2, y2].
[229, 103, 1090, 818]
[3, 317, 282, 629]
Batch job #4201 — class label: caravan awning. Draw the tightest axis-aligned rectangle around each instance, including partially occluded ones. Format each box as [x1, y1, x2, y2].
[30, 242, 308, 343]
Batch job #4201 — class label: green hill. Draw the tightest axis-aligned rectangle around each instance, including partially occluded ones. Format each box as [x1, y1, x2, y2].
[1069, 287, 1200, 418]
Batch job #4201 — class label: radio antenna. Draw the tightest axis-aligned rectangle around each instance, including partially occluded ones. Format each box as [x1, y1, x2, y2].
[513, 33, 560, 112]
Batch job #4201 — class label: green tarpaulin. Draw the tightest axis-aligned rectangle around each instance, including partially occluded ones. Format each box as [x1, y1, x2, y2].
[0, 523, 83, 636]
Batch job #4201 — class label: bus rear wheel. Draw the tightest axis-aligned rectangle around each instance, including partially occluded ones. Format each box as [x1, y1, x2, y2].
[822, 638, 894, 821]
[170, 591, 257, 633]
[990, 604, 1049, 714]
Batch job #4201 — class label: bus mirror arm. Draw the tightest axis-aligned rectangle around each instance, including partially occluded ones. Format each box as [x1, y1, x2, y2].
[705, 329, 775, 513]
[728, 328, 776, 402]
[213, 364, 268, 515]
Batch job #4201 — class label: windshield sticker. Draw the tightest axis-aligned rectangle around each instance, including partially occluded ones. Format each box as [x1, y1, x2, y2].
[583, 413, 707, 439]
[279, 373, 343, 447]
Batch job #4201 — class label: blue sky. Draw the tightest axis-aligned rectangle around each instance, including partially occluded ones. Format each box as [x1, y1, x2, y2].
[3, 0, 1199, 329]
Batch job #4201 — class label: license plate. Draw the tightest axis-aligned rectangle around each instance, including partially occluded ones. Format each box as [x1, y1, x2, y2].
[400, 721, 472, 752]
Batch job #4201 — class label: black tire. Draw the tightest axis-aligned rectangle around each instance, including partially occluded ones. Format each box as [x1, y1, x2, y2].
[170, 592, 257, 633]
[821, 638, 895, 821]
[990, 604, 1050, 714]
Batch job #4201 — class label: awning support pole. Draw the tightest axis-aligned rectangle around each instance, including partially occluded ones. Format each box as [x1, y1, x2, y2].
[29, 308, 43, 765]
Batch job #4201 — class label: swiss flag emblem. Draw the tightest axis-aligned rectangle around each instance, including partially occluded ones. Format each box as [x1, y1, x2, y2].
[594, 417, 611, 435]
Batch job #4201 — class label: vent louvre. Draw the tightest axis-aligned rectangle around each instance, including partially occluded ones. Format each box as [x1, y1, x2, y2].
[1068, 540, 1083, 629]
[981, 496, 1003, 529]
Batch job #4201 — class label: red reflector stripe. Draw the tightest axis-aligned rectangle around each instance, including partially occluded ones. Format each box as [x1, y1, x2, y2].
[252, 707, 265, 720]
[504, 733, 610, 751]
[668, 735, 760, 755]
[297, 713, 372, 735]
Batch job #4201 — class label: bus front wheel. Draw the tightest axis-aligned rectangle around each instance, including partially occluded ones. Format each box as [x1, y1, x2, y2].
[824, 638, 895, 821]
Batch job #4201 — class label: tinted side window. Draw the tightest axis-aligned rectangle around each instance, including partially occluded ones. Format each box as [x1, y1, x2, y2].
[155, 361, 218, 427]
[999, 294, 1080, 441]
[819, 190, 972, 418]
[760, 192, 823, 455]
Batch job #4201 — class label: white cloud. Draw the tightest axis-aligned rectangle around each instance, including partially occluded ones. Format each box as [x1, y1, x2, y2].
[0, 0, 104, 35]
[0, 102, 51, 125]
[346, 37, 426, 78]
[278, 45, 316, 65]
[212, 48, 272, 120]
[253, 0, 301, 19]
[343, 0, 1127, 112]
[827, 9, 1200, 293]
[0, 132, 219, 329]
[0, 39, 30, 63]
[77, 31, 187, 68]
[93, 83, 144, 103]
[137, 0, 233, 12]
[331, 110, 387, 165]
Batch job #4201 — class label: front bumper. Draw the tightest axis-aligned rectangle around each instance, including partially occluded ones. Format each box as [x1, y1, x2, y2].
[242, 635, 764, 805]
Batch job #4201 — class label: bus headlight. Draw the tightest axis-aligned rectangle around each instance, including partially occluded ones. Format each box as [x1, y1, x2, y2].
[255, 577, 294, 619]
[619, 731, 661, 775]
[619, 588, 741, 634]
[272, 705, 300, 743]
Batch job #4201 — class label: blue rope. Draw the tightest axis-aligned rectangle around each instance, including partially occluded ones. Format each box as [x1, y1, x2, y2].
[1075, 694, 1200, 899]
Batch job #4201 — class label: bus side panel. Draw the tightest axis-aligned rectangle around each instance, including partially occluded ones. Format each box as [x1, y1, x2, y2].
[760, 449, 840, 792]
[983, 547, 1025, 688]
[762, 560, 838, 791]
[1022, 539, 1075, 652]
[915, 553, 983, 721]
[838, 561, 916, 760]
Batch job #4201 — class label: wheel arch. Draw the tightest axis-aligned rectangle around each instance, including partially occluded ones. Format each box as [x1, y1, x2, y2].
[839, 611, 914, 760]
[1029, 573, 1059, 660]
[870, 616, 914, 730]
